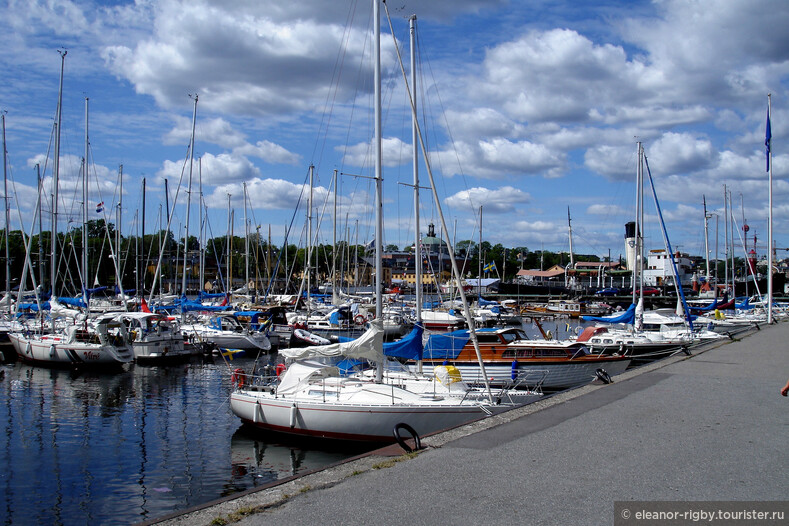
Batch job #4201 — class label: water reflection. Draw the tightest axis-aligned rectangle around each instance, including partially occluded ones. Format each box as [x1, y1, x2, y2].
[228, 427, 360, 494]
[0, 353, 358, 526]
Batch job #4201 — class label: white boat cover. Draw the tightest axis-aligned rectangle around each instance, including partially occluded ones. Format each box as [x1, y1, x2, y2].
[279, 319, 384, 362]
[50, 297, 83, 319]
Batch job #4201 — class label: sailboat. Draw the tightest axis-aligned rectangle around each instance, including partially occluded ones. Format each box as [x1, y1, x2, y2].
[578, 142, 712, 358]
[9, 57, 133, 367]
[230, 3, 521, 443]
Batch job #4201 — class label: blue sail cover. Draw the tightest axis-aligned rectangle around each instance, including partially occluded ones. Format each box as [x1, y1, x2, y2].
[154, 296, 231, 313]
[478, 296, 498, 306]
[84, 286, 108, 299]
[199, 291, 226, 300]
[382, 325, 423, 360]
[735, 297, 754, 310]
[689, 294, 728, 313]
[59, 296, 87, 308]
[582, 303, 637, 324]
[423, 329, 473, 360]
[17, 302, 50, 312]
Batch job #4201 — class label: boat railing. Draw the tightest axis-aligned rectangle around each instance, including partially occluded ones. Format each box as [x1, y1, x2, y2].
[510, 369, 548, 392]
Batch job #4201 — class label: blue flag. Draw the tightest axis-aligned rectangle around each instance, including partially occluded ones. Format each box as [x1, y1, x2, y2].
[96, 201, 104, 214]
[766, 109, 771, 172]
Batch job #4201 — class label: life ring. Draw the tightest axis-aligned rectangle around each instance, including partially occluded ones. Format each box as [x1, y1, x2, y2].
[595, 368, 613, 384]
[393, 422, 421, 453]
[231, 367, 246, 388]
[276, 363, 287, 377]
[354, 314, 366, 326]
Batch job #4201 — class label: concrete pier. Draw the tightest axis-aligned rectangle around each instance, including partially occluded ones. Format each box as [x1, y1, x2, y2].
[151, 322, 789, 526]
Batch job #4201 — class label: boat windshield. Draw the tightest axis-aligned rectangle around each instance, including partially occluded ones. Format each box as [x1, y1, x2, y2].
[501, 329, 529, 343]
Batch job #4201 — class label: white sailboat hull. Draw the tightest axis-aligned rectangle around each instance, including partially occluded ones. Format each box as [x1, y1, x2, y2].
[8, 332, 133, 366]
[231, 385, 499, 443]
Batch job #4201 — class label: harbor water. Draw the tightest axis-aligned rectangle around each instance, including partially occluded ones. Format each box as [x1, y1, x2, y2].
[0, 350, 365, 526]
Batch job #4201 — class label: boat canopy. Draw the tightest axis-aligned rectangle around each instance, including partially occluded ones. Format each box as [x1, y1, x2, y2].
[276, 361, 341, 396]
[280, 319, 385, 362]
[582, 303, 636, 324]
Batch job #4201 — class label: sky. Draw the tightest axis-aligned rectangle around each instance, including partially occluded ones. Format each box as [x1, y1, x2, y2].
[1, 0, 787, 265]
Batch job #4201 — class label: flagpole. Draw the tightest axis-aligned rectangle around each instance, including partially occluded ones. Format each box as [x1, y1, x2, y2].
[767, 93, 773, 324]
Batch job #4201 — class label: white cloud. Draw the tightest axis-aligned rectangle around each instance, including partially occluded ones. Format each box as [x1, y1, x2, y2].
[340, 137, 411, 168]
[158, 152, 260, 186]
[444, 186, 531, 213]
[234, 140, 300, 165]
[587, 204, 628, 216]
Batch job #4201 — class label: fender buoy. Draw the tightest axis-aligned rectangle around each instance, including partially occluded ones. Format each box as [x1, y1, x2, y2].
[354, 314, 366, 326]
[393, 422, 421, 453]
[276, 363, 287, 377]
[49, 344, 56, 359]
[595, 368, 612, 384]
[231, 367, 246, 388]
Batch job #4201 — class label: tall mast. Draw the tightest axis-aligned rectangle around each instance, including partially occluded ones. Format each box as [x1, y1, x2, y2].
[226, 193, 232, 292]
[723, 184, 729, 295]
[82, 97, 89, 303]
[332, 169, 338, 305]
[410, 14, 421, 326]
[51, 49, 66, 298]
[181, 94, 197, 297]
[373, 0, 384, 382]
[729, 189, 735, 292]
[703, 195, 711, 283]
[198, 158, 204, 296]
[37, 164, 43, 289]
[2, 113, 9, 297]
[163, 178, 169, 295]
[767, 93, 773, 323]
[307, 164, 313, 312]
[568, 207, 574, 268]
[114, 165, 124, 300]
[633, 142, 642, 306]
[140, 177, 146, 296]
[478, 206, 482, 297]
[244, 181, 249, 291]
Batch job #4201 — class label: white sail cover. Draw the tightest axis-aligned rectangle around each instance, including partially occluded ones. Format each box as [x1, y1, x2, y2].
[50, 297, 83, 319]
[279, 319, 385, 362]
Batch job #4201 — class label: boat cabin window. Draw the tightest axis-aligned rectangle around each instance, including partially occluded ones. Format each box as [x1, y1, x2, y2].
[502, 348, 534, 358]
[533, 348, 569, 357]
[477, 333, 500, 344]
